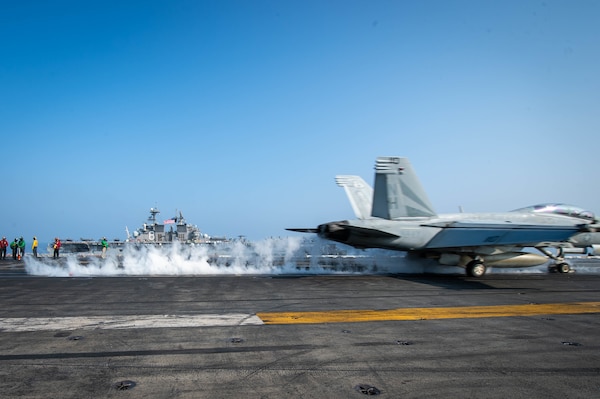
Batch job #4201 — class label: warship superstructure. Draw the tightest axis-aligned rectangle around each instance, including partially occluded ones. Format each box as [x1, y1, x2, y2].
[128, 207, 229, 245]
[47, 207, 229, 255]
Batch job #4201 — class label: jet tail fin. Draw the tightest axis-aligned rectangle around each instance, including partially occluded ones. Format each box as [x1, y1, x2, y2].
[335, 175, 373, 220]
[372, 156, 437, 219]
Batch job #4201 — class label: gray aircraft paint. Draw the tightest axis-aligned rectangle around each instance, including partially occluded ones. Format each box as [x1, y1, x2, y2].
[288, 156, 598, 276]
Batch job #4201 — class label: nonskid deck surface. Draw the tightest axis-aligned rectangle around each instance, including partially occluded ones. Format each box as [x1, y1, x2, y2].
[0, 262, 599, 398]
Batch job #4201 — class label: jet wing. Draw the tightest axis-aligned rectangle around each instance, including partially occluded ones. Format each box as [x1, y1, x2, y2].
[422, 221, 582, 249]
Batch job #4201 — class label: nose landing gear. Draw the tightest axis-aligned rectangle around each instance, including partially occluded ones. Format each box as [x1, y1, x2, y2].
[535, 247, 572, 274]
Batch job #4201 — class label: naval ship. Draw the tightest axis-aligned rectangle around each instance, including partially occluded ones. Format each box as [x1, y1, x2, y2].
[48, 207, 230, 255]
[127, 207, 230, 245]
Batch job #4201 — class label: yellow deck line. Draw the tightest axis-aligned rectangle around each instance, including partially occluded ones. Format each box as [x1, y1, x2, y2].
[256, 301, 600, 325]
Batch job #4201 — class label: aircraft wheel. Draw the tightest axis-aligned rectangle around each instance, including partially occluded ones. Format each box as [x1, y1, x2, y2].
[467, 261, 486, 277]
[557, 262, 570, 273]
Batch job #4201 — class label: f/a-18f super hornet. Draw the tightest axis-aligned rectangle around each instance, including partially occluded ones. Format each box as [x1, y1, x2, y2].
[333, 177, 600, 271]
[287, 156, 598, 277]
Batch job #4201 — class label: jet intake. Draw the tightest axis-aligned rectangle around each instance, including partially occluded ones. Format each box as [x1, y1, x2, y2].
[591, 245, 600, 256]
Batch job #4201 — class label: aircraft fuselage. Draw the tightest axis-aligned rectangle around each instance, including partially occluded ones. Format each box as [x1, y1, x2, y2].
[318, 212, 585, 252]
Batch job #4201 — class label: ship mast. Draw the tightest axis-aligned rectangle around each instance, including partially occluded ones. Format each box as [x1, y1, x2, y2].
[148, 208, 160, 224]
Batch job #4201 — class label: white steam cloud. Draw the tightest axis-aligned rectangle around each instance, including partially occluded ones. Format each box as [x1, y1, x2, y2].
[24, 237, 433, 277]
[23, 237, 599, 277]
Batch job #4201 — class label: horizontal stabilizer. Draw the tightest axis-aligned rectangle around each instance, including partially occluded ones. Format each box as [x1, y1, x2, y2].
[286, 228, 319, 233]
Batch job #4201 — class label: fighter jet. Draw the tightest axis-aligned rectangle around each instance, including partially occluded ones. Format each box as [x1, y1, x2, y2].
[288, 156, 598, 277]
[334, 177, 600, 269]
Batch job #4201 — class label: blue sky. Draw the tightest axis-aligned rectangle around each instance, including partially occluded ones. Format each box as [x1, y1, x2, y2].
[1, 0, 599, 243]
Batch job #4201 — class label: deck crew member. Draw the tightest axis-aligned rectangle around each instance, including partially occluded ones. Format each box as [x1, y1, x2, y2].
[32, 236, 38, 258]
[0, 237, 8, 259]
[101, 237, 108, 259]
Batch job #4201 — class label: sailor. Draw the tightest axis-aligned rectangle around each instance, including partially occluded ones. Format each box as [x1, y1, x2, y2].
[17, 237, 25, 260]
[53, 237, 61, 259]
[10, 238, 18, 259]
[32, 236, 38, 258]
[0, 237, 8, 260]
[101, 237, 108, 259]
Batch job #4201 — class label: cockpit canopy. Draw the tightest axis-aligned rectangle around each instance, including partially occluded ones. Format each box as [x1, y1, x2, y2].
[511, 203, 596, 221]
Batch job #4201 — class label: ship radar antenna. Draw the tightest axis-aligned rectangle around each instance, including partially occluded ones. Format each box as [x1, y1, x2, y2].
[148, 207, 160, 223]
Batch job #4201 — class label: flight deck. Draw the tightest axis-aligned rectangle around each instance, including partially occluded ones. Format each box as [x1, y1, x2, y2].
[0, 259, 599, 398]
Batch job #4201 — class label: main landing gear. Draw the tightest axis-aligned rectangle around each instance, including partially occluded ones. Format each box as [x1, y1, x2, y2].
[466, 260, 486, 278]
[549, 262, 571, 274]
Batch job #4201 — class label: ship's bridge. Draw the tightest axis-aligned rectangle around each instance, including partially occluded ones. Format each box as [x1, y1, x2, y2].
[511, 203, 596, 222]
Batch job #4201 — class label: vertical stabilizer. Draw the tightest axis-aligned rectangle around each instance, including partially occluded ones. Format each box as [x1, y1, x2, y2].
[372, 157, 437, 219]
[335, 175, 373, 220]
